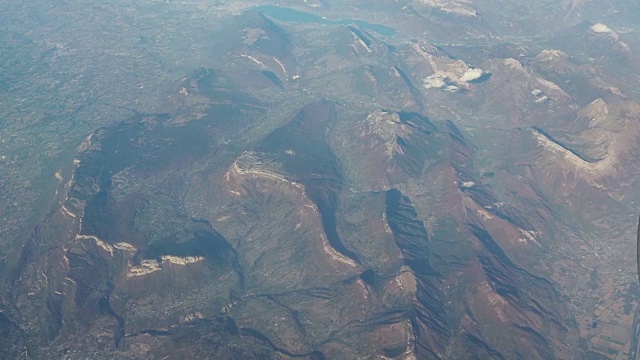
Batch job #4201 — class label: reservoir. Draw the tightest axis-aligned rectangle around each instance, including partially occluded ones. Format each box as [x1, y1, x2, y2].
[255, 5, 397, 36]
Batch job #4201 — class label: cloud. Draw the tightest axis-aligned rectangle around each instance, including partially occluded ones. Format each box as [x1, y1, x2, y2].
[459, 68, 483, 82]
[424, 75, 446, 89]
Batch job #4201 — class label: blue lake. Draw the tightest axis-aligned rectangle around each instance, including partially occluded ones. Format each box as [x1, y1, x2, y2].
[255, 5, 397, 36]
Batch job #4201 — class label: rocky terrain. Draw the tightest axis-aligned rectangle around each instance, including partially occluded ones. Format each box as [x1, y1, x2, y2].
[2, 0, 640, 359]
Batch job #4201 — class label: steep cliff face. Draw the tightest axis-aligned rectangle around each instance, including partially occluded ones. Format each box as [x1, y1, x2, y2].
[334, 109, 441, 191]
[532, 98, 640, 185]
[384, 188, 449, 358]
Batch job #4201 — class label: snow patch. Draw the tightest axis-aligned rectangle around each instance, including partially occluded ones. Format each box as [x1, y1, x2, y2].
[460, 181, 475, 188]
[591, 23, 613, 34]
